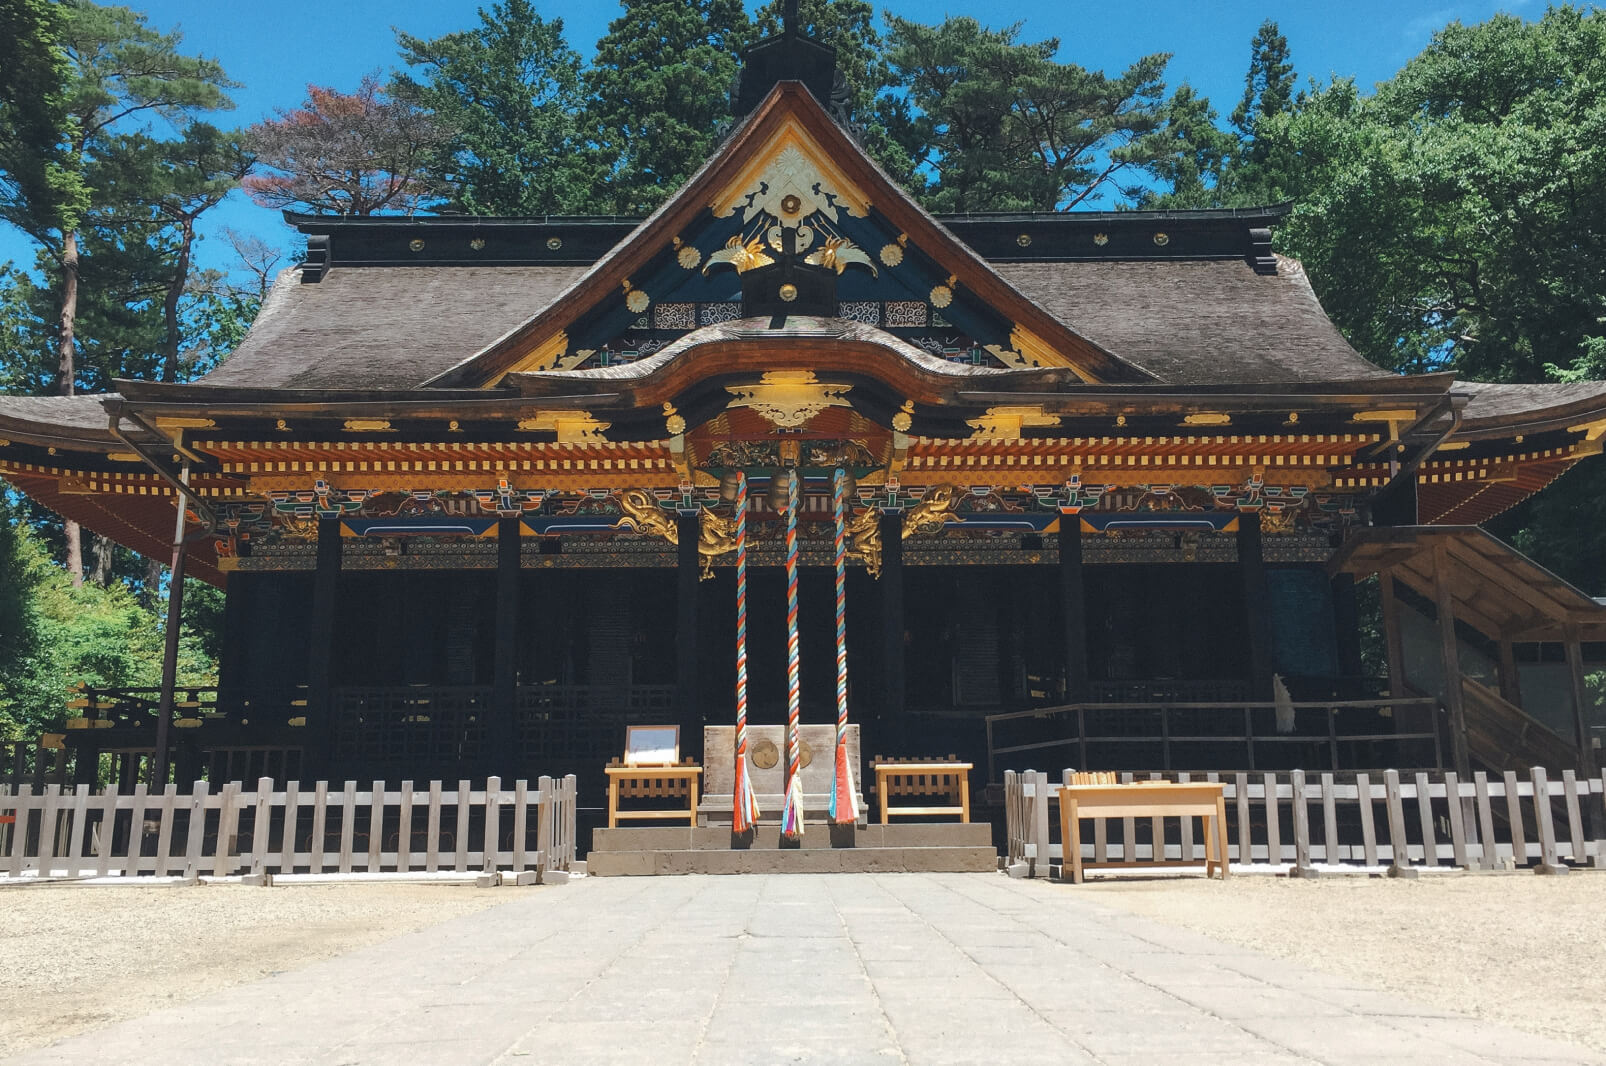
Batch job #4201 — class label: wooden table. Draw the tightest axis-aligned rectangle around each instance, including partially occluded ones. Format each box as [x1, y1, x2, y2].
[605, 763, 702, 828]
[874, 761, 972, 824]
[1057, 781, 1229, 884]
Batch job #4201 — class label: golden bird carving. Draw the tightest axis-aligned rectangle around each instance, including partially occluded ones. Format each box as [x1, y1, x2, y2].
[702, 235, 775, 276]
[804, 237, 878, 277]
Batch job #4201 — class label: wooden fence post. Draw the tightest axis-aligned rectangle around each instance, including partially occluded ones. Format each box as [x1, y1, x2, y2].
[1473, 771, 1498, 870]
[1414, 772, 1438, 868]
[1531, 767, 1566, 875]
[1502, 770, 1526, 868]
[1355, 772, 1378, 867]
[535, 774, 554, 883]
[1290, 770, 1316, 877]
[1384, 769, 1416, 878]
[1444, 772, 1469, 869]
[482, 776, 502, 886]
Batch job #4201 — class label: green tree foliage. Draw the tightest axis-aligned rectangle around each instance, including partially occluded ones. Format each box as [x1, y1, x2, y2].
[1223, 19, 1298, 205]
[885, 16, 1200, 212]
[0, 509, 215, 741]
[0, 0, 236, 584]
[395, 0, 600, 216]
[0, 0, 88, 241]
[244, 74, 451, 216]
[1270, 9, 1606, 381]
[582, 0, 752, 214]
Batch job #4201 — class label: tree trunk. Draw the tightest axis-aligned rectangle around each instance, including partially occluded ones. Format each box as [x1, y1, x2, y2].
[142, 555, 165, 609]
[161, 219, 193, 382]
[91, 534, 115, 586]
[57, 228, 83, 587]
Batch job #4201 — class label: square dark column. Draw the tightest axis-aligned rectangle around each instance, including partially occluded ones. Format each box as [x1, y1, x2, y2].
[880, 511, 905, 722]
[490, 515, 521, 774]
[1238, 510, 1274, 699]
[676, 512, 701, 746]
[1058, 517, 1089, 701]
[308, 517, 343, 779]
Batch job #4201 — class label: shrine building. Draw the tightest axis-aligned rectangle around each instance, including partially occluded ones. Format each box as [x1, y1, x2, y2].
[3, 24, 1604, 799]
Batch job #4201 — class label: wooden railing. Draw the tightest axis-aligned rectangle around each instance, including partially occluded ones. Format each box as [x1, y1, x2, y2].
[1003, 767, 1605, 878]
[985, 697, 1443, 781]
[0, 775, 577, 884]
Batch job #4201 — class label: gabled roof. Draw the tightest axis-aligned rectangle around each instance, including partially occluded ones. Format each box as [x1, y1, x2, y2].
[421, 82, 1155, 389]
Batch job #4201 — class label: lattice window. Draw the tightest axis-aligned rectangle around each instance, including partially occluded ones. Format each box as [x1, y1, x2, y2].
[698, 301, 744, 326]
[836, 301, 880, 325]
[885, 301, 928, 327]
[653, 302, 696, 330]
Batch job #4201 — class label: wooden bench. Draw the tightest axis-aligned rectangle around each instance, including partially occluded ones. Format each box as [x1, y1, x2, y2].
[605, 758, 702, 828]
[1057, 780, 1228, 884]
[873, 756, 972, 824]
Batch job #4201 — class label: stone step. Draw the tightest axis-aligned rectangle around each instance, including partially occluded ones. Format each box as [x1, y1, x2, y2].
[587, 845, 999, 876]
[592, 822, 992, 853]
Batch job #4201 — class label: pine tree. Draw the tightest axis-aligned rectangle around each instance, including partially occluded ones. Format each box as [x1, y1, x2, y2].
[887, 16, 1182, 212]
[395, 0, 601, 215]
[581, 0, 752, 215]
[0, 0, 235, 584]
[1222, 20, 1299, 205]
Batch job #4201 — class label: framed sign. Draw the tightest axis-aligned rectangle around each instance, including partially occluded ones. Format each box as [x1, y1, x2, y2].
[624, 724, 680, 767]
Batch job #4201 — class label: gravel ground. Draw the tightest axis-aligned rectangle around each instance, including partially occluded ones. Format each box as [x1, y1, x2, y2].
[1082, 871, 1606, 1056]
[0, 881, 505, 1058]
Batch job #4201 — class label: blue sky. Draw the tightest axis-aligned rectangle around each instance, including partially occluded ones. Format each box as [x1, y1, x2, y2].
[0, 0, 1547, 276]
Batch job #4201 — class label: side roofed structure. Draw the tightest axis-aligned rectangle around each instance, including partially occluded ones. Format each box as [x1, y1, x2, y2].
[3, 26, 1604, 792]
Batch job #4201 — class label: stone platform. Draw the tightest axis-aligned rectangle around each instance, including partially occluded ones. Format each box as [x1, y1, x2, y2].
[588, 823, 997, 876]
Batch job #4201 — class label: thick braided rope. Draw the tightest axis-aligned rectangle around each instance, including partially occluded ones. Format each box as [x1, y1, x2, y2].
[731, 473, 759, 831]
[781, 468, 805, 838]
[829, 467, 858, 824]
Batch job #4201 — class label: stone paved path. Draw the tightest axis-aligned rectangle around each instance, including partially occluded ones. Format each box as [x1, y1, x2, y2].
[10, 873, 1601, 1066]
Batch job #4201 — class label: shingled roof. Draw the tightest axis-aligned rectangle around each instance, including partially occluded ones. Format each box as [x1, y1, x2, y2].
[184, 251, 1391, 392]
[196, 264, 585, 391]
[995, 256, 1390, 385]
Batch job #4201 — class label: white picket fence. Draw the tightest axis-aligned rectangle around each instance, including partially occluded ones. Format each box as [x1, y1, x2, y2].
[1005, 767, 1606, 878]
[0, 775, 577, 884]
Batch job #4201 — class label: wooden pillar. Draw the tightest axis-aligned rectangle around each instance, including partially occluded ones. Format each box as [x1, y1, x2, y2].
[880, 511, 905, 722]
[1431, 542, 1471, 777]
[491, 515, 521, 775]
[308, 517, 343, 779]
[675, 512, 701, 747]
[1497, 640, 1523, 708]
[1058, 518, 1089, 701]
[151, 466, 191, 787]
[1237, 510, 1274, 698]
[216, 573, 250, 710]
[1563, 625, 1599, 779]
[1331, 573, 1364, 679]
[1379, 572, 1407, 699]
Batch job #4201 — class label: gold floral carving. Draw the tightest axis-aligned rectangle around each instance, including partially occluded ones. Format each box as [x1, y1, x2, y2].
[343, 420, 393, 432]
[710, 123, 871, 225]
[725, 370, 852, 428]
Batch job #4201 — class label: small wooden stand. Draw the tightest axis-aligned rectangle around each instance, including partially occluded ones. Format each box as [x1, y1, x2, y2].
[1057, 781, 1229, 884]
[605, 761, 702, 828]
[874, 760, 972, 824]
[605, 725, 702, 828]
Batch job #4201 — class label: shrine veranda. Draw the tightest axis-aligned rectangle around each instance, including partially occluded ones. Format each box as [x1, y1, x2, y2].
[3, 22, 1604, 833]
